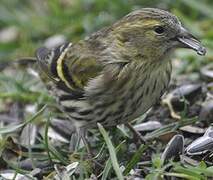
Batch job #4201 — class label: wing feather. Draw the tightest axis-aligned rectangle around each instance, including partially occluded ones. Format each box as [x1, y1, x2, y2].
[36, 42, 104, 92]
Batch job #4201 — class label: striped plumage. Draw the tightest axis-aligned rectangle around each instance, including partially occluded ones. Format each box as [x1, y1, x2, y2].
[36, 8, 205, 131]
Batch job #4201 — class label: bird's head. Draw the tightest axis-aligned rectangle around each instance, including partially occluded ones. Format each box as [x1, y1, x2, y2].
[112, 8, 206, 60]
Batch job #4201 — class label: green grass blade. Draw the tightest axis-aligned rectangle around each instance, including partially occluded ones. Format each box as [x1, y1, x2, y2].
[144, 117, 197, 140]
[101, 140, 126, 180]
[164, 172, 200, 180]
[123, 144, 148, 175]
[43, 141, 69, 165]
[44, 114, 53, 163]
[98, 123, 124, 180]
[0, 105, 47, 135]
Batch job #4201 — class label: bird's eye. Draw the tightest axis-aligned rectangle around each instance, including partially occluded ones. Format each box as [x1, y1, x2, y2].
[154, 26, 165, 34]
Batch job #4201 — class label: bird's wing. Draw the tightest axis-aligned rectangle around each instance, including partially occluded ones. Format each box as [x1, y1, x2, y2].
[36, 42, 104, 93]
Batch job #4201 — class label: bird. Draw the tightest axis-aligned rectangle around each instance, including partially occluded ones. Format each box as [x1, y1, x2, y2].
[36, 8, 206, 149]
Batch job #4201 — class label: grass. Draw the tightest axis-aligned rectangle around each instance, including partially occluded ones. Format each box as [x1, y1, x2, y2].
[0, 0, 213, 179]
[98, 123, 124, 180]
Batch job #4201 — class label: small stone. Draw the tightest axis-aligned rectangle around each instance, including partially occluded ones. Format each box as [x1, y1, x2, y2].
[0, 26, 19, 43]
[19, 158, 50, 170]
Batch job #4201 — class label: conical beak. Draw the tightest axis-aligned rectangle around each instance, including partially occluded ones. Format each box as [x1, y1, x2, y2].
[177, 27, 206, 56]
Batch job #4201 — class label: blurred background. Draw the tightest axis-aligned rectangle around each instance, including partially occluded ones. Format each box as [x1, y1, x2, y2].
[0, 0, 212, 63]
